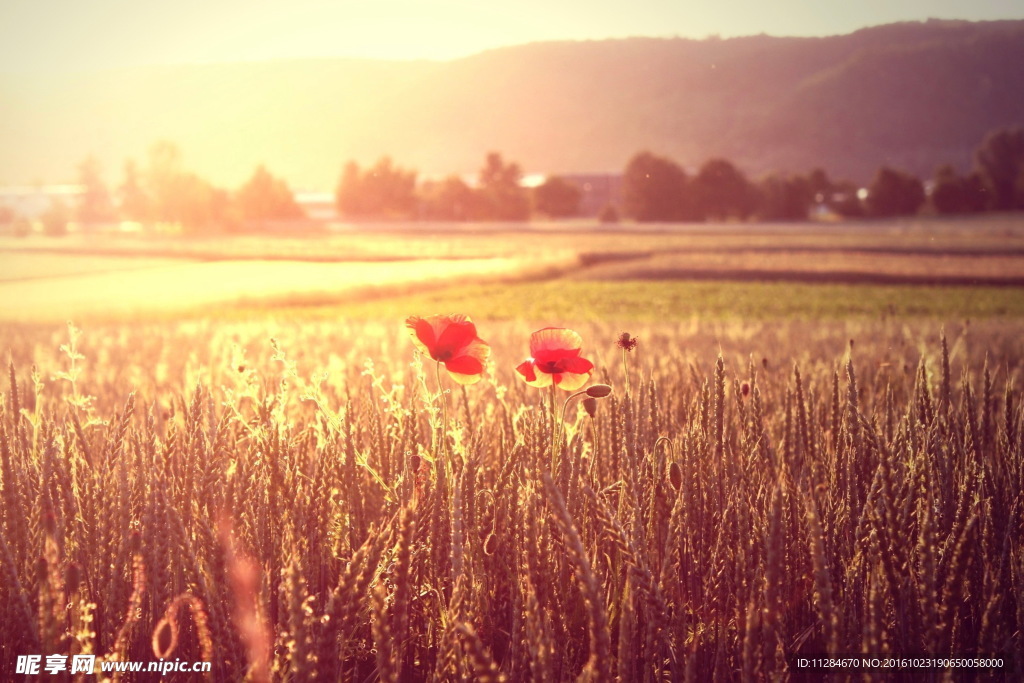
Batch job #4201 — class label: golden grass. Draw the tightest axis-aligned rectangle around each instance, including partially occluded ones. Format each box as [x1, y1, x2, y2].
[0, 317, 1021, 679]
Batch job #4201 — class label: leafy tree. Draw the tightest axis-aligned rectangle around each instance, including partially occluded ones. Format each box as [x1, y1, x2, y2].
[141, 141, 231, 233]
[75, 155, 114, 223]
[533, 176, 582, 218]
[335, 157, 417, 219]
[622, 151, 692, 222]
[335, 161, 363, 216]
[146, 140, 184, 221]
[235, 165, 304, 223]
[930, 165, 988, 214]
[419, 176, 480, 221]
[974, 127, 1024, 211]
[166, 173, 233, 232]
[477, 152, 529, 221]
[806, 168, 833, 202]
[598, 204, 620, 223]
[865, 166, 925, 217]
[118, 159, 152, 223]
[691, 158, 756, 221]
[755, 172, 813, 221]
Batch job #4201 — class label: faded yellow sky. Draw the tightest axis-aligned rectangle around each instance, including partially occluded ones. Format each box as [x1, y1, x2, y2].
[0, 0, 1020, 72]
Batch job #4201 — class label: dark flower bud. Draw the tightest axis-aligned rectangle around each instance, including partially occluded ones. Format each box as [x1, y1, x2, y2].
[583, 397, 598, 418]
[741, 381, 751, 397]
[669, 461, 683, 492]
[586, 384, 612, 398]
[616, 332, 639, 351]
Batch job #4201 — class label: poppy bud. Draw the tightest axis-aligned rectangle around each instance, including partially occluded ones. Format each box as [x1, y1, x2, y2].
[484, 532, 498, 556]
[409, 454, 422, 472]
[616, 332, 639, 352]
[583, 397, 598, 418]
[237, 365, 246, 373]
[741, 381, 751, 397]
[669, 462, 683, 492]
[762, 357, 769, 369]
[586, 384, 612, 398]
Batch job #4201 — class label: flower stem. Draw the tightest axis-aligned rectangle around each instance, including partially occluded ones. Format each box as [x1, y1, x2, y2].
[553, 389, 589, 469]
[549, 384, 558, 465]
[622, 348, 631, 397]
[435, 360, 449, 458]
[435, 360, 451, 498]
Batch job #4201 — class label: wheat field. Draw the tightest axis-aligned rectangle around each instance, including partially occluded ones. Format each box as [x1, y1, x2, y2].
[0, 314, 1021, 681]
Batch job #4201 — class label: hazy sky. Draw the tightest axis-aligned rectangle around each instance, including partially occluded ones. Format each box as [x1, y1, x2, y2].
[0, 0, 1020, 72]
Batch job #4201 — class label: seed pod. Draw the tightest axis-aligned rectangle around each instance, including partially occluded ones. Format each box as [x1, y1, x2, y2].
[741, 381, 751, 397]
[586, 384, 612, 398]
[669, 461, 683, 492]
[583, 397, 599, 418]
[484, 532, 498, 556]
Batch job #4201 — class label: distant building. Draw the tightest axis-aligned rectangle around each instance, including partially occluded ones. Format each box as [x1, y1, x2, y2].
[293, 190, 337, 221]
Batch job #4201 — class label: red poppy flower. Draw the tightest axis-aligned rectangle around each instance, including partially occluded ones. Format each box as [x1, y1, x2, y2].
[406, 314, 490, 385]
[516, 327, 594, 391]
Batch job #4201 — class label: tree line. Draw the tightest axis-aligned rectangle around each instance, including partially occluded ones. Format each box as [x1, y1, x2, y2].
[4, 126, 1023, 235]
[2, 141, 304, 236]
[623, 126, 1024, 222]
[337, 125, 1024, 223]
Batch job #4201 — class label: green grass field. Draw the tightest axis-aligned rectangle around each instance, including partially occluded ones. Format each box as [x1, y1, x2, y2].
[2, 217, 1023, 325]
[285, 279, 1024, 323]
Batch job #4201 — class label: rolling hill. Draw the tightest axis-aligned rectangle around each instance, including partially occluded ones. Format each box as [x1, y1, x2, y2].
[2, 18, 1022, 189]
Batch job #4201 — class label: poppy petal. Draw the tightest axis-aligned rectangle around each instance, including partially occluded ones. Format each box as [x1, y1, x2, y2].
[406, 316, 436, 358]
[558, 356, 594, 374]
[554, 371, 591, 391]
[459, 338, 491, 365]
[516, 359, 553, 387]
[435, 320, 478, 358]
[515, 359, 537, 382]
[445, 354, 485, 376]
[529, 328, 583, 357]
[406, 314, 474, 361]
[445, 361, 486, 385]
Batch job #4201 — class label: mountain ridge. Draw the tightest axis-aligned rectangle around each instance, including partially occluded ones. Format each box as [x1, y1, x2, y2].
[2, 18, 1022, 189]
